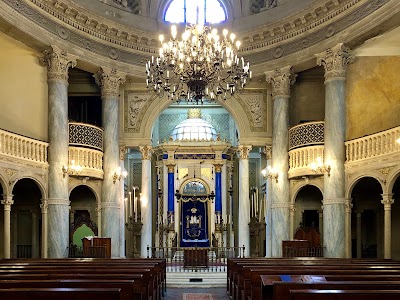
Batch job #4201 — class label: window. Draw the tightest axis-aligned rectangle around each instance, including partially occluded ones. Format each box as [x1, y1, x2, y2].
[165, 0, 226, 24]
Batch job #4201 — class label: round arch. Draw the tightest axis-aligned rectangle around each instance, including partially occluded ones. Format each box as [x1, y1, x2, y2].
[68, 181, 101, 205]
[9, 175, 47, 201]
[290, 180, 323, 205]
[178, 177, 212, 194]
[384, 165, 400, 194]
[346, 171, 386, 200]
[0, 170, 9, 196]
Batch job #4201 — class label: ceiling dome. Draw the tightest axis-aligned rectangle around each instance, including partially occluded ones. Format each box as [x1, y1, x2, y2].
[170, 109, 218, 141]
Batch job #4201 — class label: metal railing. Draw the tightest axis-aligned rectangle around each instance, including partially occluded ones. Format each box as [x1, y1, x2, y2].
[147, 246, 245, 272]
[289, 121, 324, 150]
[17, 245, 32, 258]
[69, 122, 103, 151]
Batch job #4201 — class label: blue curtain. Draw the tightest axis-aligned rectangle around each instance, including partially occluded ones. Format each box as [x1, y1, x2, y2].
[180, 200, 210, 247]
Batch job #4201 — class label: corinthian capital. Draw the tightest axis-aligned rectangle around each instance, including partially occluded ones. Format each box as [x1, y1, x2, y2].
[237, 145, 252, 159]
[315, 43, 354, 81]
[139, 146, 153, 160]
[94, 66, 126, 98]
[39, 45, 77, 82]
[265, 66, 296, 98]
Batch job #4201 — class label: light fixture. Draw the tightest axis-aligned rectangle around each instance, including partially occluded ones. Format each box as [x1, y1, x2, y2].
[113, 167, 128, 183]
[261, 166, 279, 183]
[146, 23, 252, 104]
[62, 160, 82, 177]
[310, 157, 331, 176]
[396, 137, 400, 144]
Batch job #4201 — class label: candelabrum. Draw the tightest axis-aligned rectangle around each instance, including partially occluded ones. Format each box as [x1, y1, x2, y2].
[249, 215, 266, 257]
[125, 214, 142, 258]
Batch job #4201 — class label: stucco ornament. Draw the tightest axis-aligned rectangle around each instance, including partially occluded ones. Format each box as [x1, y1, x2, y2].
[316, 43, 354, 81]
[39, 45, 77, 82]
[94, 67, 126, 98]
[265, 66, 296, 98]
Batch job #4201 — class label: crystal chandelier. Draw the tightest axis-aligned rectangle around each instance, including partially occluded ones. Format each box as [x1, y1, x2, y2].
[146, 24, 252, 104]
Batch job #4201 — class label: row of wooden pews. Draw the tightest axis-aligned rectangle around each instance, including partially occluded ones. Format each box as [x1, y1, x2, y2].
[227, 257, 400, 300]
[0, 258, 166, 300]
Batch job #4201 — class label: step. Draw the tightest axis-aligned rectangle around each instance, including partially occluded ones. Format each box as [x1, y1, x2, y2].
[166, 272, 227, 288]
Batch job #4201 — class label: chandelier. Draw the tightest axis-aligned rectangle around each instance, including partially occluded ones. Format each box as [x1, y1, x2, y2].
[146, 23, 252, 104]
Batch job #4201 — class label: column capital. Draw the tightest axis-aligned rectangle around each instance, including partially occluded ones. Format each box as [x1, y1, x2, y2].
[265, 65, 296, 98]
[237, 145, 252, 159]
[264, 145, 272, 160]
[94, 66, 126, 98]
[381, 194, 394, 207]
[344, 198, 353, 213]
[166, 164, 175, 173]
[289, 204, 296, 213]
[119, 146, 127, 160]
[39, 45, 77, 82]
[139, 145, 153, 160]
[40, 199, 48, 213]
[214, 164, 223, 173]
[1, 197, 14, 206]
[315, 43, 354, 82]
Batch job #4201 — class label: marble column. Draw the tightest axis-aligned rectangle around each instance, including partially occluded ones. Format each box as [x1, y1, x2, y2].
[238, 145, 252, 257]
[31, 210, 39, 258]
[381, 194, 394, 259]
[318, 207, 323, 245]
[356, 210, 362, 258]
[316, 44, 354, 258]
[96, 204, 102, 237]
[140, 146, 153, 257]
[1, 195, 13, 258]
[265, 66, 296, 257]
[40, 199, 48, 258]
[94, 67, 126, 258]
[264, 146, 273, 257]
[344, 198, 352, 258]
[40, 46, 77, 258]
[119, 147, 127, 258]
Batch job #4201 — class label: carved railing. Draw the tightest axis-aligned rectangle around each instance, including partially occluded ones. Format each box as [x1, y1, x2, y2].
[69, 122, 103, 151]
[0, 129, 48, 164]
[288, 146, 324, 178]
[68, 146, 104, 179]
[345, 126, 400, 163]
[289, 121, 324, 150]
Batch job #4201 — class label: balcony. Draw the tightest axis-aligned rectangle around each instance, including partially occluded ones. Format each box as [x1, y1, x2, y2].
[68, 122, 104, 179]
[288, 121, 325, 179]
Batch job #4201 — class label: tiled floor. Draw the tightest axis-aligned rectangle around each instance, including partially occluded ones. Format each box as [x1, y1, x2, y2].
[164, 287, 230, 300]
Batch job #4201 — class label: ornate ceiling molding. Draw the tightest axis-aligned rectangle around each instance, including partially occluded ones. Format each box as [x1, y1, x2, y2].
[0, 0, 398, 76]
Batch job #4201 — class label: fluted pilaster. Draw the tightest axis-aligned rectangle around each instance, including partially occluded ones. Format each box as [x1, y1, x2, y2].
[316, 44, 353, 257]
[265, 66, 296, 257]
[95, 66, 126, 257]
[39, 45, 77, 258]
[237, 145, 251, 257]
[140, 146, 153, 257]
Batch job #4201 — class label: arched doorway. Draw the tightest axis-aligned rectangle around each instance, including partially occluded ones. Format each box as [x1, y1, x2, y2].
[69, 185, 98, 256]
[179, 180, 211, 247]
[294, 185, 323, 234]
[11, 178, 43, 258]
[350, 177, 382, 258]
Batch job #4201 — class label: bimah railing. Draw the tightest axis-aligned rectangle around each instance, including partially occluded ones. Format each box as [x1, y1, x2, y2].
[147, 246, 245, 272]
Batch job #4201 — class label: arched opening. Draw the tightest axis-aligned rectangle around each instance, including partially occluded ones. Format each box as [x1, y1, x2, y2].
[0, 180, 4, 258]
[11, 178, 43, 258]
[351, 177, 383, 258]
[294, 185, 323, 233]
[69, 185, 98, 257]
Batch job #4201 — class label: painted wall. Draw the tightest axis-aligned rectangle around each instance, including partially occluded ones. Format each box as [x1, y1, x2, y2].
[0, 32, 48, 141]
[346, 56, 400, 140]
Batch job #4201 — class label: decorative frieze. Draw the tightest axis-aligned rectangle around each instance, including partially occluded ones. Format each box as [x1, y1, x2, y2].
[94, 67, 126, 98]
[265, 66, 296, 98]
[315, 43, 354, 81]
[39, 45, 77, 82]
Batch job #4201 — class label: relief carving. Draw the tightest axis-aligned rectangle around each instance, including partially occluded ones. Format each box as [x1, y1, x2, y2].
[94, 66, 126, 98]
[316, 43, 354, 81]
[127, 94, 148, 130]
[265, 66, 296, 98]
[39, 45, 77, 82]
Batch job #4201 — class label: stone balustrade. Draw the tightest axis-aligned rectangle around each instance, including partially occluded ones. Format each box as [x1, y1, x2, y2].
[0, 129, 48, 164]
[345, 126, 400, 163]
[288, 145, 325, 178]
[68, 146, 104, 179]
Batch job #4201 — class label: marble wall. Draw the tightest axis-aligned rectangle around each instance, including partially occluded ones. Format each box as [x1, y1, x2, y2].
[346, 56, 400, 140]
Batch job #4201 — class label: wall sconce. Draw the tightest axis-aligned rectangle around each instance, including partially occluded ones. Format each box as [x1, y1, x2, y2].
[310, 158, 331, 176]
[261, 166, 279, 183]
[113, 167, 128, 183]
[396, 138, 400, 144]
[62, 160, 83, 177]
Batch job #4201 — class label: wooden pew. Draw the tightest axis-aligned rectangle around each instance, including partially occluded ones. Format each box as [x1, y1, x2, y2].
[289, 289, 400, 300]
[0, 287, 121, 300]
